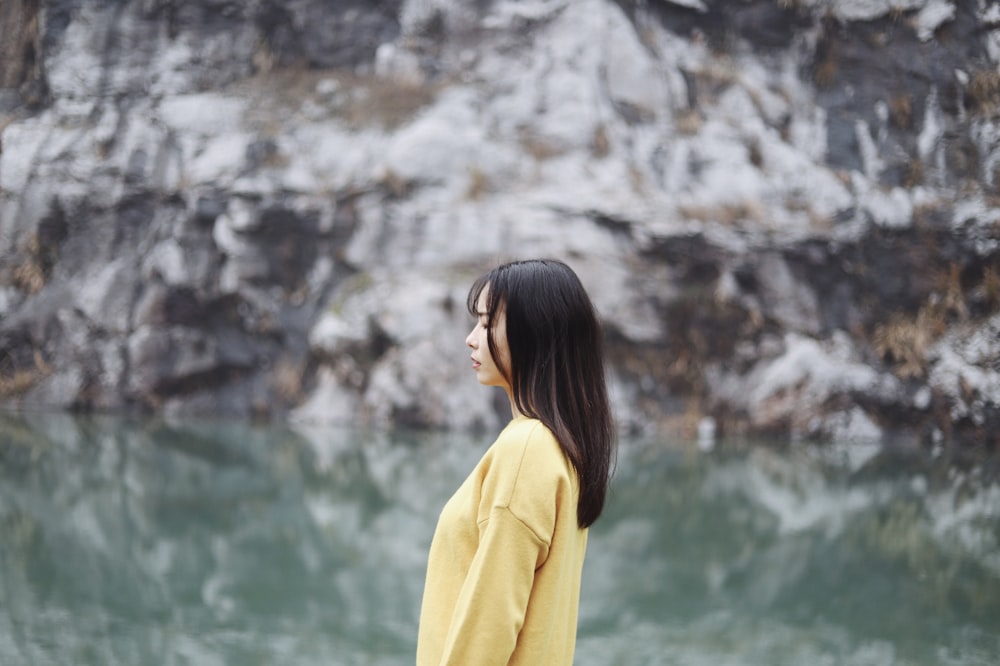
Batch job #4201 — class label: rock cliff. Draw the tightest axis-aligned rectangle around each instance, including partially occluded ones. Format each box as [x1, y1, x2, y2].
[2, 0, 998, 448]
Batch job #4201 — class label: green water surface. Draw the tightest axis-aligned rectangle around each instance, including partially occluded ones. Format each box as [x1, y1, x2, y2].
[1, 412, 997, 665]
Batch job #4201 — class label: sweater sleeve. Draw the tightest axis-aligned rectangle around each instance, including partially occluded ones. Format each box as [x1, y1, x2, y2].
[437, 505, 551, 665]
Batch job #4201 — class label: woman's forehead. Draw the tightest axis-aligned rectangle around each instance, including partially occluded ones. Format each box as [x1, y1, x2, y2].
[476, 285, 506, 319]
[476, 285, 490, 310]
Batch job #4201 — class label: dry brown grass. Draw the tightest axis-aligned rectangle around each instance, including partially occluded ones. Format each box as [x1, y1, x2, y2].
[239, 65, 442, 132]
[519, 129, 566, 161]
[679, 201, 765, 227]
[968, 69, 1000, 116]
[0, 368, 43, 397]
[699, 59, 739, 90]
[252, 39, 276, 75]
[656, 399, 709, 441]
[11, 261, 44, 294]
[981, 266, 1000, 312]
[591, 124, 610, 159]
[465, 167, 490, 200]
[785, 193, 833, 231]
[873, 305, 948, 379]
[890, 94, 913, 129]
[932, 262, 969, 321]
[627, 164, 645, 194]
[903, 158, 925, 187]
[258, 150, 290, 170]
[0, 350, 52, 399]
[675, 109, 702, 135]
[874, 261, 977, 377]
[271, 359, 305, 403]
[814, 40, 838, 89]
[342, 76, 439, 130]
[379, 167, 411, 197]
[9, 233, 45, 294]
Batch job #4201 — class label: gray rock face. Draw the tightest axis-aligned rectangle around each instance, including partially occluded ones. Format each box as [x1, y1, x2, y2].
[1, 0, 998, 449]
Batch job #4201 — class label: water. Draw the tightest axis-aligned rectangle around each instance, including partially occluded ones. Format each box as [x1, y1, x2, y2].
[1, 412, 997, 665]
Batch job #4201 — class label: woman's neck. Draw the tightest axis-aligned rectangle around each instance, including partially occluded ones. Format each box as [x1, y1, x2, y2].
[506, 389, 522, 419]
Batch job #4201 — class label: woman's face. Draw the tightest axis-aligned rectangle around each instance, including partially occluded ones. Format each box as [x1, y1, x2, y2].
[466, 286, 511, 391]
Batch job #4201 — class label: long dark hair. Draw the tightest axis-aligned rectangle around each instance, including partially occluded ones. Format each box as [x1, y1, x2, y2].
[467, 258, 616, 528]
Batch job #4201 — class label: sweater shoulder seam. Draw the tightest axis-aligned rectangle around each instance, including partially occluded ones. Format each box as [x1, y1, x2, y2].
[477, 504, 549, 546]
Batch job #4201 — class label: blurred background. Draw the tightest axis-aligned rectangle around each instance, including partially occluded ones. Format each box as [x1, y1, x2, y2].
[1, 0, 999, 664]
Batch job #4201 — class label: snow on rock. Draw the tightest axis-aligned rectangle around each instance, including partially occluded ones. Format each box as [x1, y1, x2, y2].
[824, 0, 926, 22]
[951, 196, 1000, 255]
[380, 89, 495, 186]
[143, 240, 190, 287]
[928, 314, 1000, 425]
[308, 310, 370, 358]
[213, 199, 260, 257]
[917, 88, 945, 167]
[665, 0, 708, 11]
[826, 408, 884, 447]
[290, 125, 388, 191]
[714, 331, 897, 437]
[158, 94, 248, 136]
[602, 7, 671, 121]
[983, 3, 1000, 61]
[374, 43, 426, 86]
[854, 179, 915, 229]
[43, 5, 108, 99]
[74, 259, 135, 334]
[0, 119, 55, 237]
[969, 119, 1000, 196]
[755, 256, 823, 334]
[0, 288, 19, 318]
[914, 0, 957, 41]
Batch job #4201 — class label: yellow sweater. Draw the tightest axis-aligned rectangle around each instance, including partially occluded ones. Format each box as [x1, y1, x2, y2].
[416, 416, 588, 665]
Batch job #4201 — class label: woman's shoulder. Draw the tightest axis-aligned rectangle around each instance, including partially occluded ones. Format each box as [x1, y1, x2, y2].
[486, 417, 575, 531]
[497, 416, 555, 447]
[493, 417, 568, 474]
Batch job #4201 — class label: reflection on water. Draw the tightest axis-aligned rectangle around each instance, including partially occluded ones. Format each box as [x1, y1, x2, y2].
[1, 412, 998, 665]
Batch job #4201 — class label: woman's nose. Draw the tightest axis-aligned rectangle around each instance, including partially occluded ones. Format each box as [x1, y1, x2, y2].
[466, 328, 476, 348]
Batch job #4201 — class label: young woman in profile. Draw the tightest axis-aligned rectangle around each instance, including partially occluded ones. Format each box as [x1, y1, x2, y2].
[416, 258, 616, 665]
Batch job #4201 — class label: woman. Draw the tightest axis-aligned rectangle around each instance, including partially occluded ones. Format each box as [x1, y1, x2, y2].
[416, 259, 616, 665]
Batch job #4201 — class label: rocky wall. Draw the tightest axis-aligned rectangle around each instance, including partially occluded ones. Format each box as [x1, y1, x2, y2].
[1, 0, 998, 450]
